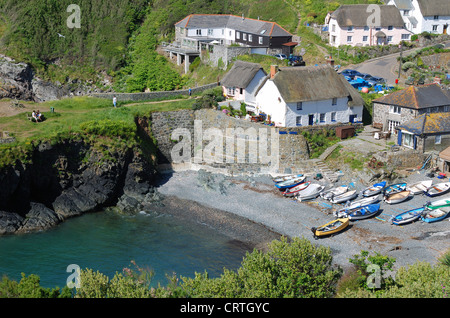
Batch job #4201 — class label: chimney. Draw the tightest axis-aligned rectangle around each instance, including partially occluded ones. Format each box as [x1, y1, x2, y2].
[270, 65, 279, 79]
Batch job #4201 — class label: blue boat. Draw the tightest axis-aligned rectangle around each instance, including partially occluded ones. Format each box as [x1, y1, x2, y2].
[421, 207, 450, 223]
[361, 181, 386, 197]
[346, 204, 381, 221]
[391, 207, 425, 225]
[383, 183, 407, 196]
[275, 176, 306, 190]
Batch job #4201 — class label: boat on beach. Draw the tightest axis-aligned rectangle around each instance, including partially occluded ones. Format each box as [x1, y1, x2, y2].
[347, 204, 381, 221]
[275, 176, 306, 190]
[390, 207, 425, 225]
[425, 196, 450, 210]
[283, 181, 311, 197]
[361, 181, 386, 197]
[424, 182, 450, 197]
[329, 189, 358, 204]
[384, 190, 411, 204]
[311, 218, 349, 238]
[342, 195, 380, 210]
[297, 184, 325, 201]
[383, 183, 407, 196]
[406, 180, 433, 195]
[320, 185, 348, 200]
[273, 174, 303, 183]
[421, 206, 450, 223]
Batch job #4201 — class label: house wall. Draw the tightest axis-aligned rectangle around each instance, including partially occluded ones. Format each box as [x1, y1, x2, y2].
[372, 102, 420, 131]
[422, 16, 450, 34]
[423, 133, 450, 153]
[244, 69, 267, 107]
[255, 80, 286, 126]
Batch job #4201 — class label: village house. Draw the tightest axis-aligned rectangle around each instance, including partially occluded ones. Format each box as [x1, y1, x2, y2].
[328, 4, 412, 47]
[388, 0, 450, 35]
[165, 14, 296, 72]
[254, 64, 364, 128]
[372, 83, 450, 134]
[220, 60, 267, 111]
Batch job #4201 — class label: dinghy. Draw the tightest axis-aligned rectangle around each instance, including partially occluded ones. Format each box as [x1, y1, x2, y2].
[311, 218, 349, 238]
[283, 181, 311, 197]
[342, 195, 380, 210]
[329, 190, 358, 204]
[297, 184, 325, 201]
[421, 206, 450, 223]
[424, 182, 450, 197]
[320, 185, 348, 200]
[275, 176, 306, 190]
[361, 181, 386, 197]
[383, 183, 407, 196]
[273, 174, 303, 183]
[347, 204, 381, 221]
[406, 180, 433, 195]
[390, 207, 425, 225]
[384, 190, 411, 204]
[425, 196, 450, 210]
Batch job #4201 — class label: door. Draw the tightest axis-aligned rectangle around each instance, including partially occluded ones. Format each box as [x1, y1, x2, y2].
[349, 114, 357, 123]
[308, 114, 314, 126]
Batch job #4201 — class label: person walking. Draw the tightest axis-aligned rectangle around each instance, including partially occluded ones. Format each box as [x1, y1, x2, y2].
[113, 96, 117, 108]
[188, 88, 192, 98]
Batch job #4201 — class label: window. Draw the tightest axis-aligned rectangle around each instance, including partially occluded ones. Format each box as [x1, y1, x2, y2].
[375, 27, 381, 31]
[347, 36, 352, 42]
[347, 26, 353, 32]
[248, 34, 253, 42]
[433, 25, 438, 32]
[403, 132, 415, 148]
[390, 105, 401, 114]
[332, 24, 336, 32]
[331, 112, 336, 122]
[227, 87, 235, 96]
[296, 116, 302, 126]
[208, 29, 213, 36]
[259, 36, 263, 44]
[402, 34, 410, 40]
[387, 36, 393, 42]
[236, 31, 240, 39]
[364, 26, 369, 31]
[436, 135, 442, 144]
[434, 15, 439, 20]
[320, 113, 326, 123]
[331, 35, 336, 44]
[243, 33, 247, 41]
[296, 102, 302, 110]
[196, 29, 202, 36]
[332, 98, 337, 105]
[388, 26, 393, 30]
[403, 10, 410, 16]
[363, 36, 368, 42]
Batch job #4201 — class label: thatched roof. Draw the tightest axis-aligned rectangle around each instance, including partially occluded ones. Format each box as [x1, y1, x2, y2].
[417, 0, 450, 17]
[331, 4, 405, 28]
[266, 64, 364, 106]
[374, 84, 450, 109]
[221, 60, 266, 88]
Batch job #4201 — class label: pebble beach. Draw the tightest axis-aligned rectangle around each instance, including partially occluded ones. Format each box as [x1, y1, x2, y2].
[154, 168, 450, 271]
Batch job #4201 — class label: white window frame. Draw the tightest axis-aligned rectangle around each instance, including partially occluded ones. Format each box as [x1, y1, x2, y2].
[403, 132, 415, 149]
[363, 35, 368, 42]
[347, 36, 352, 43]
[248, 34, 253, 42]
[297, 102, 303, 110]
[320, 113, 326, 123]
[296, 116, 302, 126]
[436, 135, 442, 145]
[236, 31, 240, 39]
[258, 36, 263, 44]
[331, 112, 336, 122]
[390, 105, 401, 114]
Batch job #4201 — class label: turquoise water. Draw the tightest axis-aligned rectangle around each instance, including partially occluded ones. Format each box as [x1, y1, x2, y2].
[0, 210, 250, 289]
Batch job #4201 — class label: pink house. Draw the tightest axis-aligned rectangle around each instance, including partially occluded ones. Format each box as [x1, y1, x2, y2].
[328, 5, 413, 47]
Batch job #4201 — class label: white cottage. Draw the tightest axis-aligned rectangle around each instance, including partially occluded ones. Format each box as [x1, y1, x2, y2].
[254, 65, 364, 128]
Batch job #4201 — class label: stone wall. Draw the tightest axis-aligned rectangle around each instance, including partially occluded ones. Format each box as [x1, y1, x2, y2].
[91, 83, 219, 102]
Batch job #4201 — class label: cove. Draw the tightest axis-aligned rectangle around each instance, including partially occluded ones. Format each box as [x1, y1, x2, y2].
[0, 209, 251, 289]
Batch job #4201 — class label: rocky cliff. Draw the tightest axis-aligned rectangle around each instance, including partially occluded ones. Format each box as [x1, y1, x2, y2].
[0, 139, 157, 235]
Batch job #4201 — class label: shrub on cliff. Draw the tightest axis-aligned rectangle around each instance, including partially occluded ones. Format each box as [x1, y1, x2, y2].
[79, 119, 136, 139]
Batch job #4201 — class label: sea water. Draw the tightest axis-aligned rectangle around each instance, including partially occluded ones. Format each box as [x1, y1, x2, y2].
[0, 209, 250, 289]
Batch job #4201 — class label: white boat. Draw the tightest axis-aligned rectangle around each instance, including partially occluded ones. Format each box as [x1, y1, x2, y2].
[384, 190, 411, 204]
[425, 196, 450, 210]
[424, 182, 450, 197]
[361, 181, 386, 197]
[283, 181, 310, 197]
[297, 184, 325, 201]
[275, 176, 306, 190]
[421, 206, 450, 223]
[344, 195, 380, 210]
[273, 174, 303, 183]
[406, 180, 433, 195]
[329, 190, 358, 204]
[320, 185, 348, 200]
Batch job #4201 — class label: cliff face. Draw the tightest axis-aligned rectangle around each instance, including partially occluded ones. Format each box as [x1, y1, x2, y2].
[0, 139, 157, 235]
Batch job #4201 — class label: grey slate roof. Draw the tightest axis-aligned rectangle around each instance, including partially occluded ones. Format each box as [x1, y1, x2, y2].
[391, 0, 414, 11]
[331, 4, 405, 27]
[397, 112, 450, 135]
[267, 64, 364, 106]
[417, 0, 450, 17]
[221, 60, 266, 88]
[175, 14, 292, 37]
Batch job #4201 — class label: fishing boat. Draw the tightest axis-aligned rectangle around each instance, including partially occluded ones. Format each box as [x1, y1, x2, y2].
[390, 207, 425, 225]
[406, 180, 433, 195]
[320, 185, 348, 200]
[329, 190, 358, 204]
[424, 196, 450, 210]
[421, 206, 450, 223]
[283, 181, 311, 197]
[384, 190, 411, 204]
[275, 175, 306, 190]
[424, 182, 450, 197]
[297, 184, 325, 201]
[343, 195, 380, 210]
[361, 181, 386, 197]
[383, 183, 407, 196]
[311, 218, 349, 238]
[273, 174, 303, 183]
[347, 204, 381, 221]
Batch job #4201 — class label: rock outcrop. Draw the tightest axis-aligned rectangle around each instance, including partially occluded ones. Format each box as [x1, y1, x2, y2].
[0, 139, 157, 235]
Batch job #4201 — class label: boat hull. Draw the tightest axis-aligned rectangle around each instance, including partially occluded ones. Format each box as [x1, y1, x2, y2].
[383, 183, 407, 196]
[311, 218, 349, 238]
[361, 181, 386, 197]
[421, 207, 450, 223]
[275, 176, 306, 189]
[424, 182, 450, 197]
[406, 180, 433, 195]
[391, 207, 425, 225]
[384, 190, 411, 204]
[283, 181, 311, 197]
[329, 190, 358, 204]
[348, 204, 381, 220]
[273, 174, 303, 183]
[297, 185, 325, 201]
